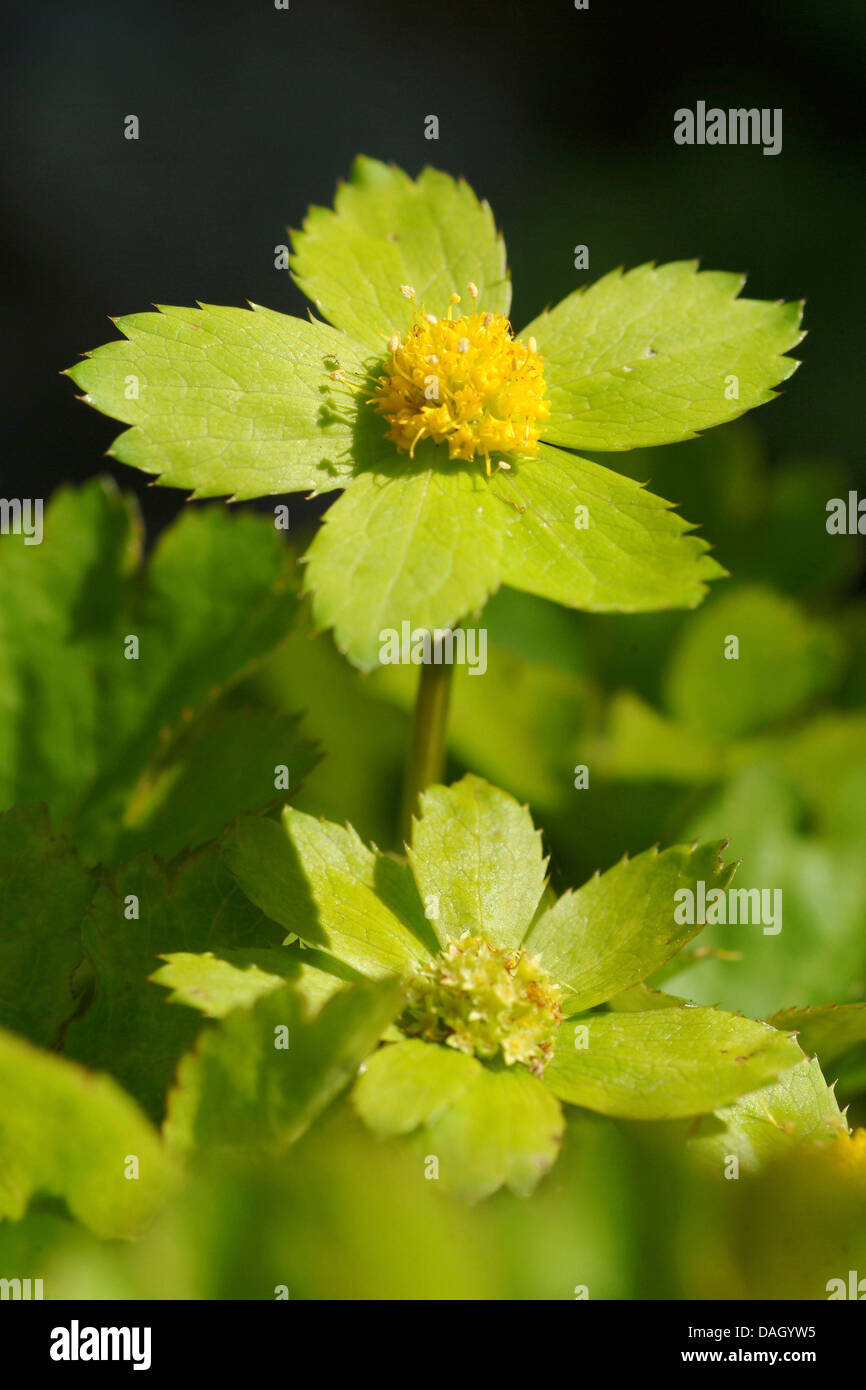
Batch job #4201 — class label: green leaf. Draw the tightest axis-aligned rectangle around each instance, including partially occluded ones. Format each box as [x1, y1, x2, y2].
[545, 1007, 802, 1118]
[251, 602, 411, 848]
[223, 808, 434, 976]
[440, 644, 588, 809]
[291, 156, 510, 350]
[667, 766, 866, 1018]
[408, 774, 547, 949]
[605, 982, 689, 1011]
[353, 1039, 482, 1136]
[495, 444, 724, 613]
[66, 305, 373, 499]
[153, 947, 348, 1019]
[0, 1026, 172, 1237]
[687, 1058, 845, 1172]
[524, 841, 735, 1014]
[765, 712, 866, 845]
[663, 585, 841, 738]
[164, 977, 401, 1153]
[0, 807, 94, 1047]
[648, 944, 743, 987]
[420, 1064, 565, 1200]
[0, 480, 137, 833]
[522, 261, 802, 450]
[0, 482, 302, 865]
[303, 454, 507, 670]
[599, 691, 723, 783]
[113, 708, 318, 863]
[63, 846, 283, 1122]
[768, 1005, 866, 1071]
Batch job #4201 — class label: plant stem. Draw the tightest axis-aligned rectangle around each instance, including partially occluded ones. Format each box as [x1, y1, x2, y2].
[399, 657, 454, 846]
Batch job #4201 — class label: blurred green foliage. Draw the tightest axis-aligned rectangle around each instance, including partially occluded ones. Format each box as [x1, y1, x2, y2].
[1, 420, 864, 1298]
[2, 1108, 864, 1300]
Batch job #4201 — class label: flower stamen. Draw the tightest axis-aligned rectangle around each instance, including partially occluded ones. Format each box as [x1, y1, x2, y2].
[369, 285, 550, 469]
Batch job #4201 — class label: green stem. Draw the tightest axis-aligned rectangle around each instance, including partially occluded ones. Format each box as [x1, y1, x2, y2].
[399, 657, 454, 846]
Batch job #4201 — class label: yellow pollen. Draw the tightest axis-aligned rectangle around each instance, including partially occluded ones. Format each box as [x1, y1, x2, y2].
[370, 291, 551, 472]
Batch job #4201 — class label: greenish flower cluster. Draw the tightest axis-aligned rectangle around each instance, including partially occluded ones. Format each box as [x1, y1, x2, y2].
[401, 933, 563, 1075]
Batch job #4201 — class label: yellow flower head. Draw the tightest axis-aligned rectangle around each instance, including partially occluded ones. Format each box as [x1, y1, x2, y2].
[370, 284, 550, 475]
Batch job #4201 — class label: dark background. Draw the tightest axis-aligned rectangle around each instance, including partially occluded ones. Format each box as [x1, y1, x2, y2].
[3, 0, 863, 534]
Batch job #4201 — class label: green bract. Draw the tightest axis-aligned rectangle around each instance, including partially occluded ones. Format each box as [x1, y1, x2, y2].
[66, 157, 803, 670]
[155, 774, 825, 1200]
